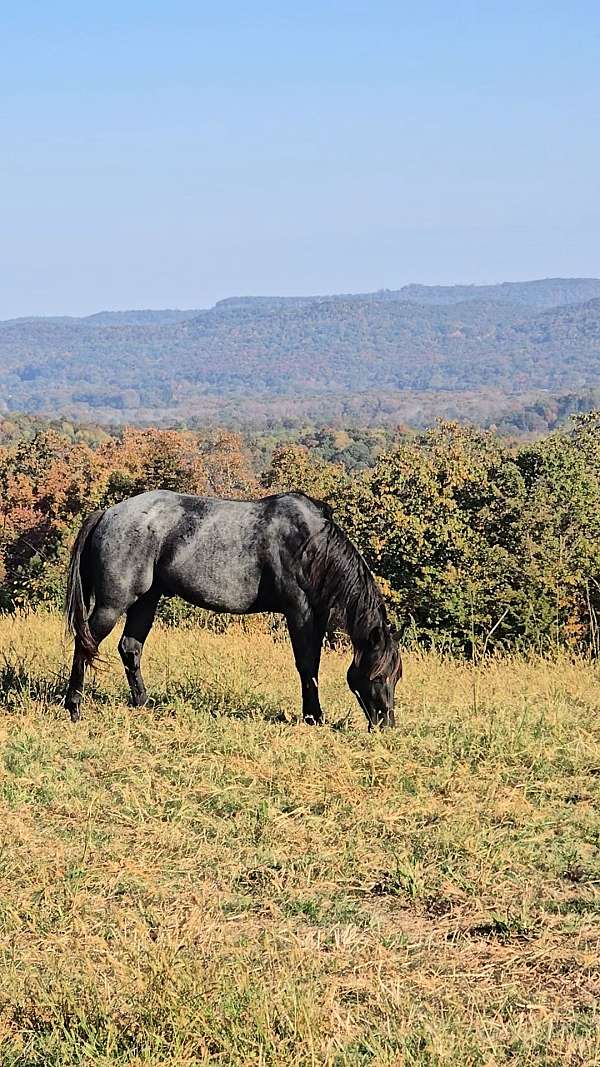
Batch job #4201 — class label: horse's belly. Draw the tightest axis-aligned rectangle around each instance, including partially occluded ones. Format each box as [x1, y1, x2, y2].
[157, 557, 264, 613]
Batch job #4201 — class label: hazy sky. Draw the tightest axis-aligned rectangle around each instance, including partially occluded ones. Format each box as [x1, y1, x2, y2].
[2, 1, 599, 317]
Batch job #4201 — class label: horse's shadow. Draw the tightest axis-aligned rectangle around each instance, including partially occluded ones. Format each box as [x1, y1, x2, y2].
[152, 674, 356, 731]
[0, 654, 113, 712]
[0, 656, 295, 723]
[148, 677, 298, 724]
[0, 655, 355, 730]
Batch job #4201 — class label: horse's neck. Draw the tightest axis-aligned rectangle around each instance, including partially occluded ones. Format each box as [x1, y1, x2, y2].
[345, 596, 381, 654]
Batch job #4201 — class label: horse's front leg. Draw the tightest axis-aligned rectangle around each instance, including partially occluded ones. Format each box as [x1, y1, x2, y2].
[286, 602, 325, 725]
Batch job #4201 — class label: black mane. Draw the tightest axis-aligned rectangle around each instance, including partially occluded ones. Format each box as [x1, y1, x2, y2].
[300, 515, 400, 680]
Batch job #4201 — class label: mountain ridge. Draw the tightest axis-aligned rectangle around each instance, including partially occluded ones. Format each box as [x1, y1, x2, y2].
[4, 276, 600, 327]
[1, 278, 599, 423]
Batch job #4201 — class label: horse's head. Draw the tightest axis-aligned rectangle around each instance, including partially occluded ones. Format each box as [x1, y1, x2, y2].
[347, 621, 402, 729]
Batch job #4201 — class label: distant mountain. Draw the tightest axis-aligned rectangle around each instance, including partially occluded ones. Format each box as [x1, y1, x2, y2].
[83, 309, 202, 326]
[214, 277, 600, 311]
[1, 278, 599, 423]
[372, 277, 600, 308]
[5, 309, 203, 327]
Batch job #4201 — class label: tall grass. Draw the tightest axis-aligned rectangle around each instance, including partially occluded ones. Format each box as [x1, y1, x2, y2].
[0, 612, 599, 1065]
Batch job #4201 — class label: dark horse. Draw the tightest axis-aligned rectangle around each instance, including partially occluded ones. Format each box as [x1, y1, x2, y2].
[65, 490, 402, 728]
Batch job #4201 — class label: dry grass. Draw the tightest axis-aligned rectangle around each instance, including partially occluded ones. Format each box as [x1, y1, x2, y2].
[0, 611, 599, 1065]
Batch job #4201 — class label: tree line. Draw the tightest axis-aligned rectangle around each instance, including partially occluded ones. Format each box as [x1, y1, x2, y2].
[1, 417, 599, 654]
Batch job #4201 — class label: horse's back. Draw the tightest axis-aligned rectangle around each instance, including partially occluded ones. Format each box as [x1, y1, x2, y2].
[96, 489, 329, 547]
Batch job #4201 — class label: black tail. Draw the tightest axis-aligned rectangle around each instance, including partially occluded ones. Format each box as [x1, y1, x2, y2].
[65, 509, 105, 666]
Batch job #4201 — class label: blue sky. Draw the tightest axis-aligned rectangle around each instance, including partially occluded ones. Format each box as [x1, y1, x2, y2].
[1, 1, 599, 317]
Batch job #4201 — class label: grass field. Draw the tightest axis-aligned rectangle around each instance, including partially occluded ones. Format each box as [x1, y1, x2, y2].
[0, 612, 599, 1065]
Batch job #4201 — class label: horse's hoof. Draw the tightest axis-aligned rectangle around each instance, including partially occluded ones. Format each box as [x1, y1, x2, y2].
[69, 708, 81, 723]
[303, 714, 324, 726]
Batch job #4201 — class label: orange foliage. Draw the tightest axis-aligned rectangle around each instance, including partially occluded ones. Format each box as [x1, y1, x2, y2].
[0, 426, 257, 606]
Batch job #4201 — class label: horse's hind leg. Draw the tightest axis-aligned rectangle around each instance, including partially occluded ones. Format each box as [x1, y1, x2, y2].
[66, 604, 122, 722]
[65, 642, 87, 723]
[286, 600, 326, 725]
[118, 589, 160, 707]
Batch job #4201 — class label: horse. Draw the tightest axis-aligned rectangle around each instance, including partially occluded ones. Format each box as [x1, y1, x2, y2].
[64, 490, 402, 729]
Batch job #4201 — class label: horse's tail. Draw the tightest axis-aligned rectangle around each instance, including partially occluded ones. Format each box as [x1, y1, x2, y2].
[65, 509, 105, 666]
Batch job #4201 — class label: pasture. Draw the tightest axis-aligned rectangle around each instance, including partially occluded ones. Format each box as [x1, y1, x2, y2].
[0, 612, 599, 1065]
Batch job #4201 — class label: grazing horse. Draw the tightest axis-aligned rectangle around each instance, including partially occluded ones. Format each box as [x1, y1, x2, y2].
[65, 490, 402, 728]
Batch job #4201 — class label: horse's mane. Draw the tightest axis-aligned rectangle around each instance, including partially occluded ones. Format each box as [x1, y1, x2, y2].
[299, 515, 401, 681]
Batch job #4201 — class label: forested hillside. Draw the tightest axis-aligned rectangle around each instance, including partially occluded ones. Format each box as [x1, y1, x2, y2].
[2, 278, 600, 423]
